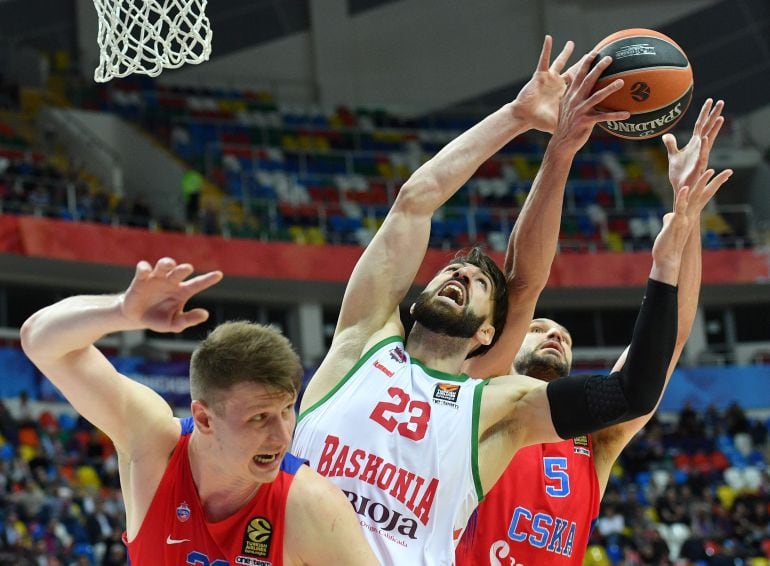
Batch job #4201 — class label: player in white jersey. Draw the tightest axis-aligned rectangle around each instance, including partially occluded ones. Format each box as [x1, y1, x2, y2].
[293, 337, 486, 561]
[293, 36, 730, 565]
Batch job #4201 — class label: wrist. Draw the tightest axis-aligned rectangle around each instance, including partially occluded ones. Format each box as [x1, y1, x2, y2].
[547, 130, 583, 156]
[649, 260, 681, 286]
[111, 294, 146, 332]
[506, 101, 535, 131]
[542, 138, 579, 166]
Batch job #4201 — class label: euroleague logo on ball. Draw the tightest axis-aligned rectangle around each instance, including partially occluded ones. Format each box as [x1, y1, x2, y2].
[591, 28, 693, 139]
[630, 82, 651, 102]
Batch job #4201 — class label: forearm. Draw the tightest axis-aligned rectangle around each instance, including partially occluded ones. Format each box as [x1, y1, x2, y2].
[504, 144, 576, 282]
[403, 102, 533, 213]
[21, 294, 136, 363]
[546, 279, 678, 438]
[463, 148, 576, 378]
[675, 226, 701, 344]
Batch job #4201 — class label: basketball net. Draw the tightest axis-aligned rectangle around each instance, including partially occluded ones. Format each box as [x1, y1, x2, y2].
[92, 0, 212, 82]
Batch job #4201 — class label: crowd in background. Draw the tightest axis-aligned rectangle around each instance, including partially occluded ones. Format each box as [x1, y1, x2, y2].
[2, 389, 770, 565]
[591, 403, 770, 565]
[0, 394, 126, 565]
[0, 150, 174, 232]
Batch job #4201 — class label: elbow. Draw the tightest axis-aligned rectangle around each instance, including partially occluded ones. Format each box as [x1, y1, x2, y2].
[624, 380, 662, 418]
[394, 174, 441, 216]
[20, 313, 43, 360]
[633, 398, 658, 418]
[507, 272, 548, 302]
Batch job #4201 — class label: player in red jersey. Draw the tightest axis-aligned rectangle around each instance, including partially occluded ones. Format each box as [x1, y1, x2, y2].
[21, 261, 378, 565]
[457, 99, 730, 565]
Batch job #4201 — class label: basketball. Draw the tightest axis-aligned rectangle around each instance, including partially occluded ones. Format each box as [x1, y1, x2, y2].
[591, 28, 693, 140]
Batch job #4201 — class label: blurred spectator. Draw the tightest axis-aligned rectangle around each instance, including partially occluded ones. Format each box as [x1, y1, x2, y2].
[677, 400, 703, 438]
[597, 503, 626, 547]
[201, 202, 220, 235]
[13, 391, 35, 426]
[181, 168, 203, 224]
[128, 196, 151, 228]
[635, 526, 670, 565]
[726, 401, 750, 435]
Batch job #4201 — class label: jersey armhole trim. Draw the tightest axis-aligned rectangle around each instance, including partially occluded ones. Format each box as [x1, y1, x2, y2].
[471, 379, 488, 503]
[297, 335, 403, 424]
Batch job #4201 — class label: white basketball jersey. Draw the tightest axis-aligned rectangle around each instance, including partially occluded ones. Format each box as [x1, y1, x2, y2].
[293, 337, 486, 566]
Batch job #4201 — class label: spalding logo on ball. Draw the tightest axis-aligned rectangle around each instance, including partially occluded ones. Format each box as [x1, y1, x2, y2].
[592, 28, 693, 140]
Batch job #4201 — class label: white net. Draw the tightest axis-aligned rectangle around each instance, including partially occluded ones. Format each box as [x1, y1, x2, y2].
[92, 0, 212, 82]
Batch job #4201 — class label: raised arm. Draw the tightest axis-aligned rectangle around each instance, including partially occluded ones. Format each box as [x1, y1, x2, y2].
[478, 161, 728, 492]
[303, 37, 578, 409]
[20, 258, 222, 456]
[590, 100, 731, 488]
[465, 51, 630, 378]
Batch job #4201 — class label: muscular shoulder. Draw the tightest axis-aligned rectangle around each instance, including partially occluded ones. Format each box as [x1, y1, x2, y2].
[301, 315, 403, 412]
[284, 466, 373, 564]
[122, 415, 182, 464]
[287, 465, 348, 513]
[285, 466, 359, 540]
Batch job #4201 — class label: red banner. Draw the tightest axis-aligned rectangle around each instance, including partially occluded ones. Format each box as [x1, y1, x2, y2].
[2, 215, 768, 287]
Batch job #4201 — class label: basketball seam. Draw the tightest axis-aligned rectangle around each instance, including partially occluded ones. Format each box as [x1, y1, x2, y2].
[600, 93, 691, 116]
[601, 66, 691, 77]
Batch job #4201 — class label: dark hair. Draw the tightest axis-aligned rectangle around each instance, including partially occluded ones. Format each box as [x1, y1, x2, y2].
[450, 246, 508, 358]
[190, 321, 302, 413]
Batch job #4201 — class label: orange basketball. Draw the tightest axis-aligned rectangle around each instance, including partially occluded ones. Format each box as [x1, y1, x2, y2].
[591, 29, 693, 140]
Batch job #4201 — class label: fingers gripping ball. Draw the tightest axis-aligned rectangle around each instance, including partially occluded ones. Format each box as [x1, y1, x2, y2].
[591, 28, 693, 140]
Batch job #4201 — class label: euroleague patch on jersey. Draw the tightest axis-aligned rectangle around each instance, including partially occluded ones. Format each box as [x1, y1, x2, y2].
[433, 383, 460, 405]
[242, 517, 272, 558]
[389, 346, 407, 364]
[176, 501, 191, 522]
[573, 436, 591, 456]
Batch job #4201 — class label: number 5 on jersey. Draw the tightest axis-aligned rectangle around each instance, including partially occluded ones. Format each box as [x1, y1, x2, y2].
[369, 386, 432, 441]
[543, 457, 570, 498]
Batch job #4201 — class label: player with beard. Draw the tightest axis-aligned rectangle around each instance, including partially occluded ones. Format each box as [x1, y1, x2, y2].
[455, 98, 730, 566]
[291, 35, 727, 564]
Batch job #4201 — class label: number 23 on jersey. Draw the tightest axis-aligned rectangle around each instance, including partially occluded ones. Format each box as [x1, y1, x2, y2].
[369, 387, 432, 441]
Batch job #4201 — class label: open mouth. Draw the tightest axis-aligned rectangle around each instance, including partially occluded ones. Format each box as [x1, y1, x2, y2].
[437, 281, 466, 307]
[541, 340, 563, 355]
[253, 453, 279, 465]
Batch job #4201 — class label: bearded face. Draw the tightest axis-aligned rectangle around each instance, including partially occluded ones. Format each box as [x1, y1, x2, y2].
[411, 287, 486, 339]
[514, 319, 573, 382]
[514, 348, 570, 382]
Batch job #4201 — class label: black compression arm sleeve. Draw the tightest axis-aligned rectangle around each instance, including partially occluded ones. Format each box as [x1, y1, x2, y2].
[546, 279, 678, 439]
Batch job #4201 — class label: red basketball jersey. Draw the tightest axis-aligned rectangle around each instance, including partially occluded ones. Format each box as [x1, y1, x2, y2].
[456, 436, 600, 565]
[127, 417, 305, 566]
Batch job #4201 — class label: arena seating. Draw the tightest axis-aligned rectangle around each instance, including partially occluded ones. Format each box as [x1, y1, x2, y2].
[0, 117, 156, 229]
[84, 77, 735, 252]
[0, 77, 746, 252]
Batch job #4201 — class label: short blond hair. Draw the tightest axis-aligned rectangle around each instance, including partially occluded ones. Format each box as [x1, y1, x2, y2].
[190, 321, 302, 411]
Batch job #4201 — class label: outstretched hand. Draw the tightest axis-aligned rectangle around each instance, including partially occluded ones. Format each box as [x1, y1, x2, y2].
[550, 52, 630, 154]
[674, 167, 733, 223]
[664, 98, 725, 193]
[120, 258, 223, 333]
[512, 35, 575, 133]
[651, 167, 733, 280]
